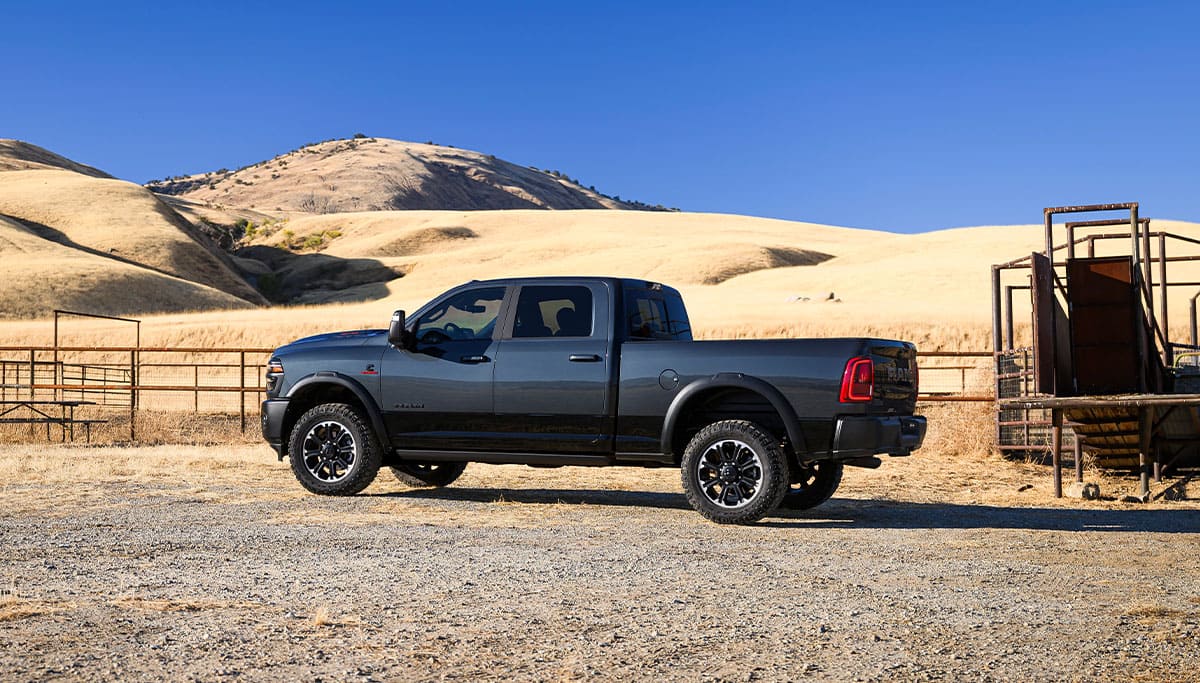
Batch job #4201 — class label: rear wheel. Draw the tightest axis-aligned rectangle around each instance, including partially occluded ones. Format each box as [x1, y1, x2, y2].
[680, 420, 789, 525]
[390, 461, 467, 487]
[781, 461, 843, 510]
[288, 403, 381, 496]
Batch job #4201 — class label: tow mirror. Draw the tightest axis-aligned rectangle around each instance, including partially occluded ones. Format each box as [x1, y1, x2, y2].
[388, 310, 411, 349]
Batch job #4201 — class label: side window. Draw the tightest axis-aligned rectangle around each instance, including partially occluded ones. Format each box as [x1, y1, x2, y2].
[513, 286, 594, 338]
[414, 287, 505, 344]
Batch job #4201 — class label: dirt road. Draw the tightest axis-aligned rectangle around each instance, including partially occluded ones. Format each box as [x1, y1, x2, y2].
[1, 444, 1198, 681]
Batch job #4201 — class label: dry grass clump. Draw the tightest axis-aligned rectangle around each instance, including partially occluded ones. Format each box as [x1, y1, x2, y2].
[0, 596, 74, 622]
[309, 604, 360, 628]
[1123, 604, 1188, 619]
[311, 604, 332, 627]
[917, 401, 996, 459]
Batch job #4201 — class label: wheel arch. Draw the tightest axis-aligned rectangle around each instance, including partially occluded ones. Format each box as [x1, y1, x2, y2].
[281, 373, 388, 456]
[661, 374, 807, 461]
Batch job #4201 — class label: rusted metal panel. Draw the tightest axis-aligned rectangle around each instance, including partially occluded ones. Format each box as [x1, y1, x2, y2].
[1068, 257, 1140, 395]
[1031, 252, 1057, 395]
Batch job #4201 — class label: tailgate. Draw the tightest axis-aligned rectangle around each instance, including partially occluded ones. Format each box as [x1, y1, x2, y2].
[868, 341, 919, 412]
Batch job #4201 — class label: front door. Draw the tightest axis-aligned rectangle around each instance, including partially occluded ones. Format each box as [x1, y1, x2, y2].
[380, 286, 507, 450]
[491, 283, 613, 453]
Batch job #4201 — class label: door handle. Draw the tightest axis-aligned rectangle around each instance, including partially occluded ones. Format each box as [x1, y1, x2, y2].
[460, 355, 491, 364]
[569, 354, 602, 363]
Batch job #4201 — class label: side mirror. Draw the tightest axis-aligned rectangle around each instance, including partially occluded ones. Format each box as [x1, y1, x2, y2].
[388, 310, 412, 349]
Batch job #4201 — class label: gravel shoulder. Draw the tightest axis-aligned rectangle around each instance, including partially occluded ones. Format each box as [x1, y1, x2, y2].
[1, 443, 1198, 682]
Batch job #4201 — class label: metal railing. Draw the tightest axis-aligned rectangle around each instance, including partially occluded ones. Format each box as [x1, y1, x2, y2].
[0, 346, 273, 439]
[917, 351, 994, 402]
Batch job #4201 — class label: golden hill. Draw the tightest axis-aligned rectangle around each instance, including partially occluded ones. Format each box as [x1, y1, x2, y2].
[5, 138, 1199, 356]
[146, 137, 667, 214]
[0, 139, 112, 178]
[0, 215, 254, 319]
[241, 209, 880, 303]
[0, 169, 266, 314]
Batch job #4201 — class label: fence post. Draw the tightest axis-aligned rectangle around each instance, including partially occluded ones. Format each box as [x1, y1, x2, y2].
[28, 349, 35, 400]
[129, 349, 136, 441]
[239, 351, 246, 433]
[194, 365, 200, 413]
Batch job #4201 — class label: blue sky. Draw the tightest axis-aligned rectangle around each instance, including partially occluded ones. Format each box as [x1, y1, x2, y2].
[3, 1, 1197, 232]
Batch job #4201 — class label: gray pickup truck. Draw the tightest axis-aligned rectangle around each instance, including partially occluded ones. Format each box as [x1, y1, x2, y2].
[261, 277, 925, 524]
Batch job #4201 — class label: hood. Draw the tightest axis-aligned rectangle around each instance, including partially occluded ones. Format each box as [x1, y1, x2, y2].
[276, 329, 386, 353]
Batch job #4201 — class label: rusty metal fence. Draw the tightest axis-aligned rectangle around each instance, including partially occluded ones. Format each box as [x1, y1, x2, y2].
[0, 346, 272, 438]
[0, 345, 995, 441]
[916, 351, 994, 402]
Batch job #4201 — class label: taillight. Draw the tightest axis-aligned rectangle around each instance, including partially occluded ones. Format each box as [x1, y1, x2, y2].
[839, 356, 874, 403]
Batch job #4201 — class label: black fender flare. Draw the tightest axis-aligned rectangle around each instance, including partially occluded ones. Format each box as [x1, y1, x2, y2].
[285, 372, 390, 444]
[661, 373, 807, 457]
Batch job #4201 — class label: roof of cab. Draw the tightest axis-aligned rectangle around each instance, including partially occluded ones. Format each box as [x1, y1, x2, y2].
[464, 276, 676, 292]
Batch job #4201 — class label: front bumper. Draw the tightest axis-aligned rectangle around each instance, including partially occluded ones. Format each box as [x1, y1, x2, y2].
[261, 398, 289, 458]
[831, 414, 926, 459]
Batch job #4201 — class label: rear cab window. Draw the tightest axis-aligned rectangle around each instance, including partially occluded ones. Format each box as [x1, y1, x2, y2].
[623, 283, 692, 341]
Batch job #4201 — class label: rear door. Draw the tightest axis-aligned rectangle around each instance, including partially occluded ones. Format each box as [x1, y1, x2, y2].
[491, 282, 614, 453]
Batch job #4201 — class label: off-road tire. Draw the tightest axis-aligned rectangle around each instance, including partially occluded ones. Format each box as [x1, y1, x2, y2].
[390, 461, 467, 488]
[781, 460, 843, 510]
[680, 420, 790, 525]
[288, 403, 381, 496]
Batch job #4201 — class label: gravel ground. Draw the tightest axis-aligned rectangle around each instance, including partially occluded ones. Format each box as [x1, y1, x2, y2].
[1, 444, 1198, 682]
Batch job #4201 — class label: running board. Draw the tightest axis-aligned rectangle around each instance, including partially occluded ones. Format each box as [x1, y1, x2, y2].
[390, 448, 613, 467]
[843, 456, 882, 469]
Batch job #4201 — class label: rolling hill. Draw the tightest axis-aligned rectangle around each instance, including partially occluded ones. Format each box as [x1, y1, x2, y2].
[0, 214, 255, 319]
[0, 139, 112, 178]
[0, 140, 269, 318]
[147, 137, 671, 215]
[5, 137, 1199, 357]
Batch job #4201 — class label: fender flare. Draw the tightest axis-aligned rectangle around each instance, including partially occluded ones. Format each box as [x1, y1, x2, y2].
[660, 373, 807, 457]
[285, 372, 390, 444]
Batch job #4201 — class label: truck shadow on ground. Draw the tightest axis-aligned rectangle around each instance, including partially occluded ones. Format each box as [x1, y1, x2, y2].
[768, 499, 1200, 533]
[379, 488, 1200, 533]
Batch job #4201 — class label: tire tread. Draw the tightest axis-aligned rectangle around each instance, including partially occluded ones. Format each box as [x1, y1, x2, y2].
[680, 419, 789, 525]
[288, 403, 381, 496]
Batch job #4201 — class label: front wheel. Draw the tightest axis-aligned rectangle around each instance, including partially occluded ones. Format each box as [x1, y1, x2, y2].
[680, 420, 790, 525]
[391, 461, 467, 488]
[288, 403, 382, 496]
[781, 461, 843, 510]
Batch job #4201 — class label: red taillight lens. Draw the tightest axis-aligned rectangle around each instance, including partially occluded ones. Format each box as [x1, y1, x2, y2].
[839, 356, 874, 403]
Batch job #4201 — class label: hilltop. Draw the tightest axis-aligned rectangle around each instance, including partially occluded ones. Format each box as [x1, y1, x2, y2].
[0, 139, 111, 178]
[147, 137, 674, 214]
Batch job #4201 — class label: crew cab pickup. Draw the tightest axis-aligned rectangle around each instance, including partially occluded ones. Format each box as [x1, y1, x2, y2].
[261, 277, 925, 524]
